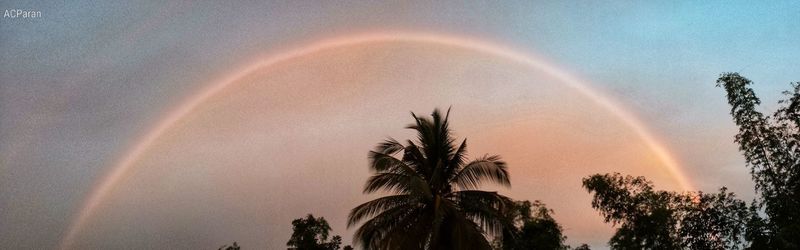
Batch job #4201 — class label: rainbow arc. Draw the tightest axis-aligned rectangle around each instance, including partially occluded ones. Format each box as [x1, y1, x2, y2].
[60, 32, 694, 249]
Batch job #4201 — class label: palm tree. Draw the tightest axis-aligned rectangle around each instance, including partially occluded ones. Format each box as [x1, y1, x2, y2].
[348, 108, 514, 250]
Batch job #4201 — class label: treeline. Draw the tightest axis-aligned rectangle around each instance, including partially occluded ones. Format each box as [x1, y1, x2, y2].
[223, 73, 799, 249]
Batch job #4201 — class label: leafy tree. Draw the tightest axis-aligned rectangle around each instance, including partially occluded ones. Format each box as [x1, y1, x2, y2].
[287, 214, 343, 250]
[347, 108, 515, 249]
[218, 242, 240, 250]
[716, 73, 800, 248]
[573, 244, 591, 250]
[675, 188, 751, 249]
[494, 200, 568, 250]
[582, 173, 750, 250]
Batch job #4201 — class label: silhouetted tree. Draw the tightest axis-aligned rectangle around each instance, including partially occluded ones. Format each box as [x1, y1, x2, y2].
[348, 108, 515, 249]
[218, 242, 240, 250]
[573, 244, 591, 250]
[494, 200, 568, 250]
[716, 73, 800, 248]
[287, 214, 343, 250]
[582, 173, 750, 250]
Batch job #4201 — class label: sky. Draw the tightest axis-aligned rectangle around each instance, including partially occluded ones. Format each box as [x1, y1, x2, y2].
[1, 1, 799, 249]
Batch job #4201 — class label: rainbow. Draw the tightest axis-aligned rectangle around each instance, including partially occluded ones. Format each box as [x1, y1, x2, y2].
[60, 32, 694, 249]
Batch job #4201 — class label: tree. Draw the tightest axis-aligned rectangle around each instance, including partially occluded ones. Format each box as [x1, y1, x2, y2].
[347, 108, 515, 249]
[582, 173, 750, 250]
[573, 244, 591, 250]
[218, 242, 240, 250]
[716, 73, 800, 248]
[287, 214, 343, 250]
[494, 200, 568, 250]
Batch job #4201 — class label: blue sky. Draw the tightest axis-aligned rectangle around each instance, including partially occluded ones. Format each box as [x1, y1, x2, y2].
[1, 1, 799, 249]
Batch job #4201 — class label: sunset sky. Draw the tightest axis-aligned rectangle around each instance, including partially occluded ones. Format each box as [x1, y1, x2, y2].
[2, 1, 799, 249]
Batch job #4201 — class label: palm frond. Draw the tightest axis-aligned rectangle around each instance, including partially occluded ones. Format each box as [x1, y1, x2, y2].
[368, 150, 415, 174]
[375, 137, 405, 155]
[447, 212, 493, 250]
[363, 172, 431, 197]
[452, 155, 511, 190]
[348, 194, 415, 228]
[448, 190, 515, 236]
[403, 140, 429, 178]
[377, 208, 431, 250]
[446, 139, 469, 179]
[407, 112, 434, 150]
[354, 205, 424, 249]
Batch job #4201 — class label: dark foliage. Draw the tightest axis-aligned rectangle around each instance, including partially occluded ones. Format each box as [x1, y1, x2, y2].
[573, 244, 591, 250]
[716, 73, 800, 248]
[583, 173, 750, 250]
[218, 242, 240, 250]
[287, 214, 344, 250]
[493, 200, 568, 250]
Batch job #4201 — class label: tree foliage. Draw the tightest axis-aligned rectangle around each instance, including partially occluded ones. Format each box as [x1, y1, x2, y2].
[716, 73, 800, 248]
[287, 214, 344, 250]
[494, 200, 568, 250]
[347, 108, 515, 250]
[218, 242, 240, 250]
[573, 244, 591, 250]
[582, 173, 750, 250]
